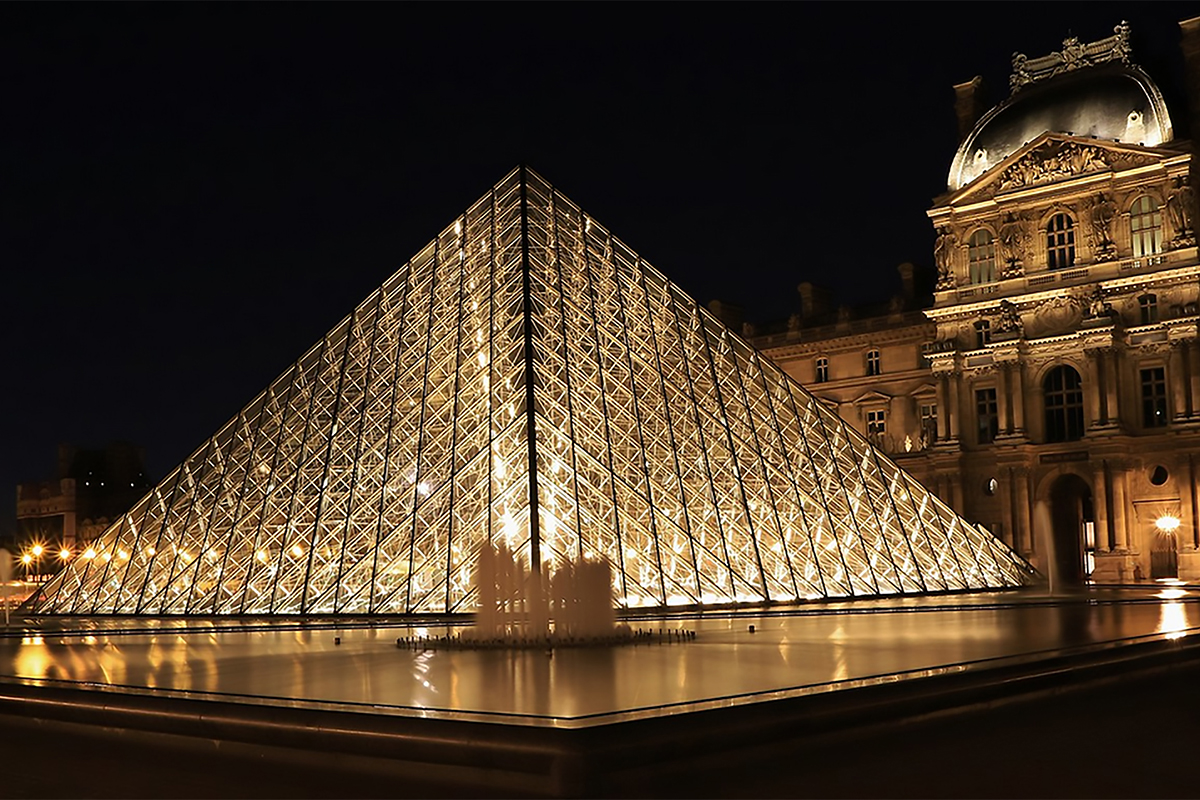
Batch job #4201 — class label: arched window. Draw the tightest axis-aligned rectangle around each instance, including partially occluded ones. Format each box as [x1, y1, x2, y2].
[967, 229, 996, 284]
[866, 349, 881, 376]
[1130, 195, 1163, 258]
[1046, 213, 1075, 269]
[815, 356, 829, 383]
[1044, 365, 1085, 442]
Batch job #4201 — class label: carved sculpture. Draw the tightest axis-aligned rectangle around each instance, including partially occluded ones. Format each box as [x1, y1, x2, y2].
[1010, 21, 1133, 94]
[1167, 177, 1196, 248]
[995, 300, 1022, 334]
[998, 142, 1109, 191]
[1084, 285, 1112, 319]
[934, 227, 956, 290]
[1088, 192, 1117, 261]
[998, 213, 1026, 277]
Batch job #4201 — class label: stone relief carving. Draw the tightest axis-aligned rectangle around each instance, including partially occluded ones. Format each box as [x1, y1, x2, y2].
[995, 300, 1023, 334]
[997, 212, 1027, 278]
[998, 141, 1110, 191]
[1028, 293, 1083, 338]
[1167, 177, 1196, 248]
[1087, 192, 1118, 261]
[934, 227, 956, 290]
[1010, 22, 1133, 94]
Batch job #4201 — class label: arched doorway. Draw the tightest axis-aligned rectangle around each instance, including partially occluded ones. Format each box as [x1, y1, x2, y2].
[1048, 473, 1094, 584]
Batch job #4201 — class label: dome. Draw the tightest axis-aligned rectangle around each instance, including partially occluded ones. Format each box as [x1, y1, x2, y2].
[948, 63, 1173, 191]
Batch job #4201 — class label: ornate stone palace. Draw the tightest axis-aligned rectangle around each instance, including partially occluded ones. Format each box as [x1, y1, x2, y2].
[754, 19, 1200, 584]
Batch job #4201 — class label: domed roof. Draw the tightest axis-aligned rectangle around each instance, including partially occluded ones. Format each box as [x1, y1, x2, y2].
[948, 26, 1173, 191]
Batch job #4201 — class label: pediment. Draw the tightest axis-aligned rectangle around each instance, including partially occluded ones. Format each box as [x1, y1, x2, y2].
[944, 133, 1171, 205]
[853, 389, 892, 406]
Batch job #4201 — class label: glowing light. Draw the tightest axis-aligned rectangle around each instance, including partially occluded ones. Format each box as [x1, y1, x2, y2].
[256, 550, 269, 563]
[21, 554, 32, 565]
[102, 553, 112, 562]
[1156, 515, 1181, 532]
[118, 550, 129, 561]
[58, 548, 71, 561]
[83, 549, 96, 560]
[31, 545, 43, 557]
[291, 544, 304, 558]
[147, 546, 156, 556]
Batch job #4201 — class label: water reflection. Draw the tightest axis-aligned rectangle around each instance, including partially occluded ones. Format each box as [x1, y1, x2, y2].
[0, 597, 1196, 720]
[1158, 601, 1190, 640]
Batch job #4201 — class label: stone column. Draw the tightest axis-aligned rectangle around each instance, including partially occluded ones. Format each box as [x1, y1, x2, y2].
[1104, 350, 1121, 428]
[936, 375, 951, 442]
[1170, 342, 1188, 421]
[1012, 360, 1026, 433]
[997, 363, 1011, 435]
[1189, 342, 1200, 419]
[948, 372, 962, 440]
[1111, 466, 1129, 550]
[1016, 469, 1033, 555]
[999, 469, 1015, 548]
[1085, 349, 1103, 430]
[1092, 462, 1110, 552]
[1180, 340, 1194, 418]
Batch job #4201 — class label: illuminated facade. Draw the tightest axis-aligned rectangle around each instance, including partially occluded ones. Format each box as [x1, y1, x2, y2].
[28, 167, 1031, 616]
[758, 20, 1200, 584]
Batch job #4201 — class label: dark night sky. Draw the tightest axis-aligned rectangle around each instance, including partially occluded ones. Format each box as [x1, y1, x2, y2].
[3, 4, 1192, 533]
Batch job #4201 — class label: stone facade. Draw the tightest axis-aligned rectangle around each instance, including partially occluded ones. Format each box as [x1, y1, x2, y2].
[755, 19, 1200, 585]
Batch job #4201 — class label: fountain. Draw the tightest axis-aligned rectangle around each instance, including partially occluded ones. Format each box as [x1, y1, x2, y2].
[1033, 500, 1058, 595]
[395, 541, 695, 650]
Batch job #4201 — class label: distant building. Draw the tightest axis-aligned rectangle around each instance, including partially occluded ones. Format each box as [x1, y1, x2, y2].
[15, 443, 151, 573]
[754, 18, 1200, 584]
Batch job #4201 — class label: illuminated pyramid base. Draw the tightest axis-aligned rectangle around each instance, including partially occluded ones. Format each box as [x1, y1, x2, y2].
[27, 167, 1035, 616]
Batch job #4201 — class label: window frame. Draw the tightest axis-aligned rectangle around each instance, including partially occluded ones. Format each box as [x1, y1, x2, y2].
[1139, 293, 1159, 325]
[1130, 195, 1163, 259]
[1043, 365, 1085, 442]
[967, 229, 997, 285]
[1140, 365, 1169, 428]
[975, 387, 999, 445]
[865, 349, 881, 377]
[1046, 213, 1076, 270]
[815, 356, 829, 383]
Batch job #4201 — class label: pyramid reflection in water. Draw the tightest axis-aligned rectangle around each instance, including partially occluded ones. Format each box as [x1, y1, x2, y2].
[28, 167, 1035, 616]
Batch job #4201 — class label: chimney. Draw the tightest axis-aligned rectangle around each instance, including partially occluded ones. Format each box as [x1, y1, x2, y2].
[796, 282, 834, 319]
[1181, 17, 1200, 196]
[953, 76, 986, 142]
[897, 262, 915, 300]
[706, 299, 743, 330]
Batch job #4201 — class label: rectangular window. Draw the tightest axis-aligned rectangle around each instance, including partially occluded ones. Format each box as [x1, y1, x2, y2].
[815, 357, 829, 383]
[866, 409, 886, 447]
[866, 349, 881, 376]
[1141, 367, 1168, 428]
[1139, 295, 1158, 325]
[920, 403, 938, 446]
[976, 388, 999, 444]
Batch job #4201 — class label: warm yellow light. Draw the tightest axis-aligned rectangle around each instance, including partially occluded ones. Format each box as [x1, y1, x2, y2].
[58, 548, 71, 561]
[256, 550, 268, 563]
[147, 546, 156, 556]
[83, 548, 96, 560]
[291, 544, 304, 558]
[118, 550, 130, 560]
[1157, 515, 1181, 532]
[21, 554, 32, 565]
[102, 552, 112, 562]
[31, 545, 43, 557]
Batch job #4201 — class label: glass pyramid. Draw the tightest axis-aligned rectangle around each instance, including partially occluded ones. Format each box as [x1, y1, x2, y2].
[27, 167, 1035, 616]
